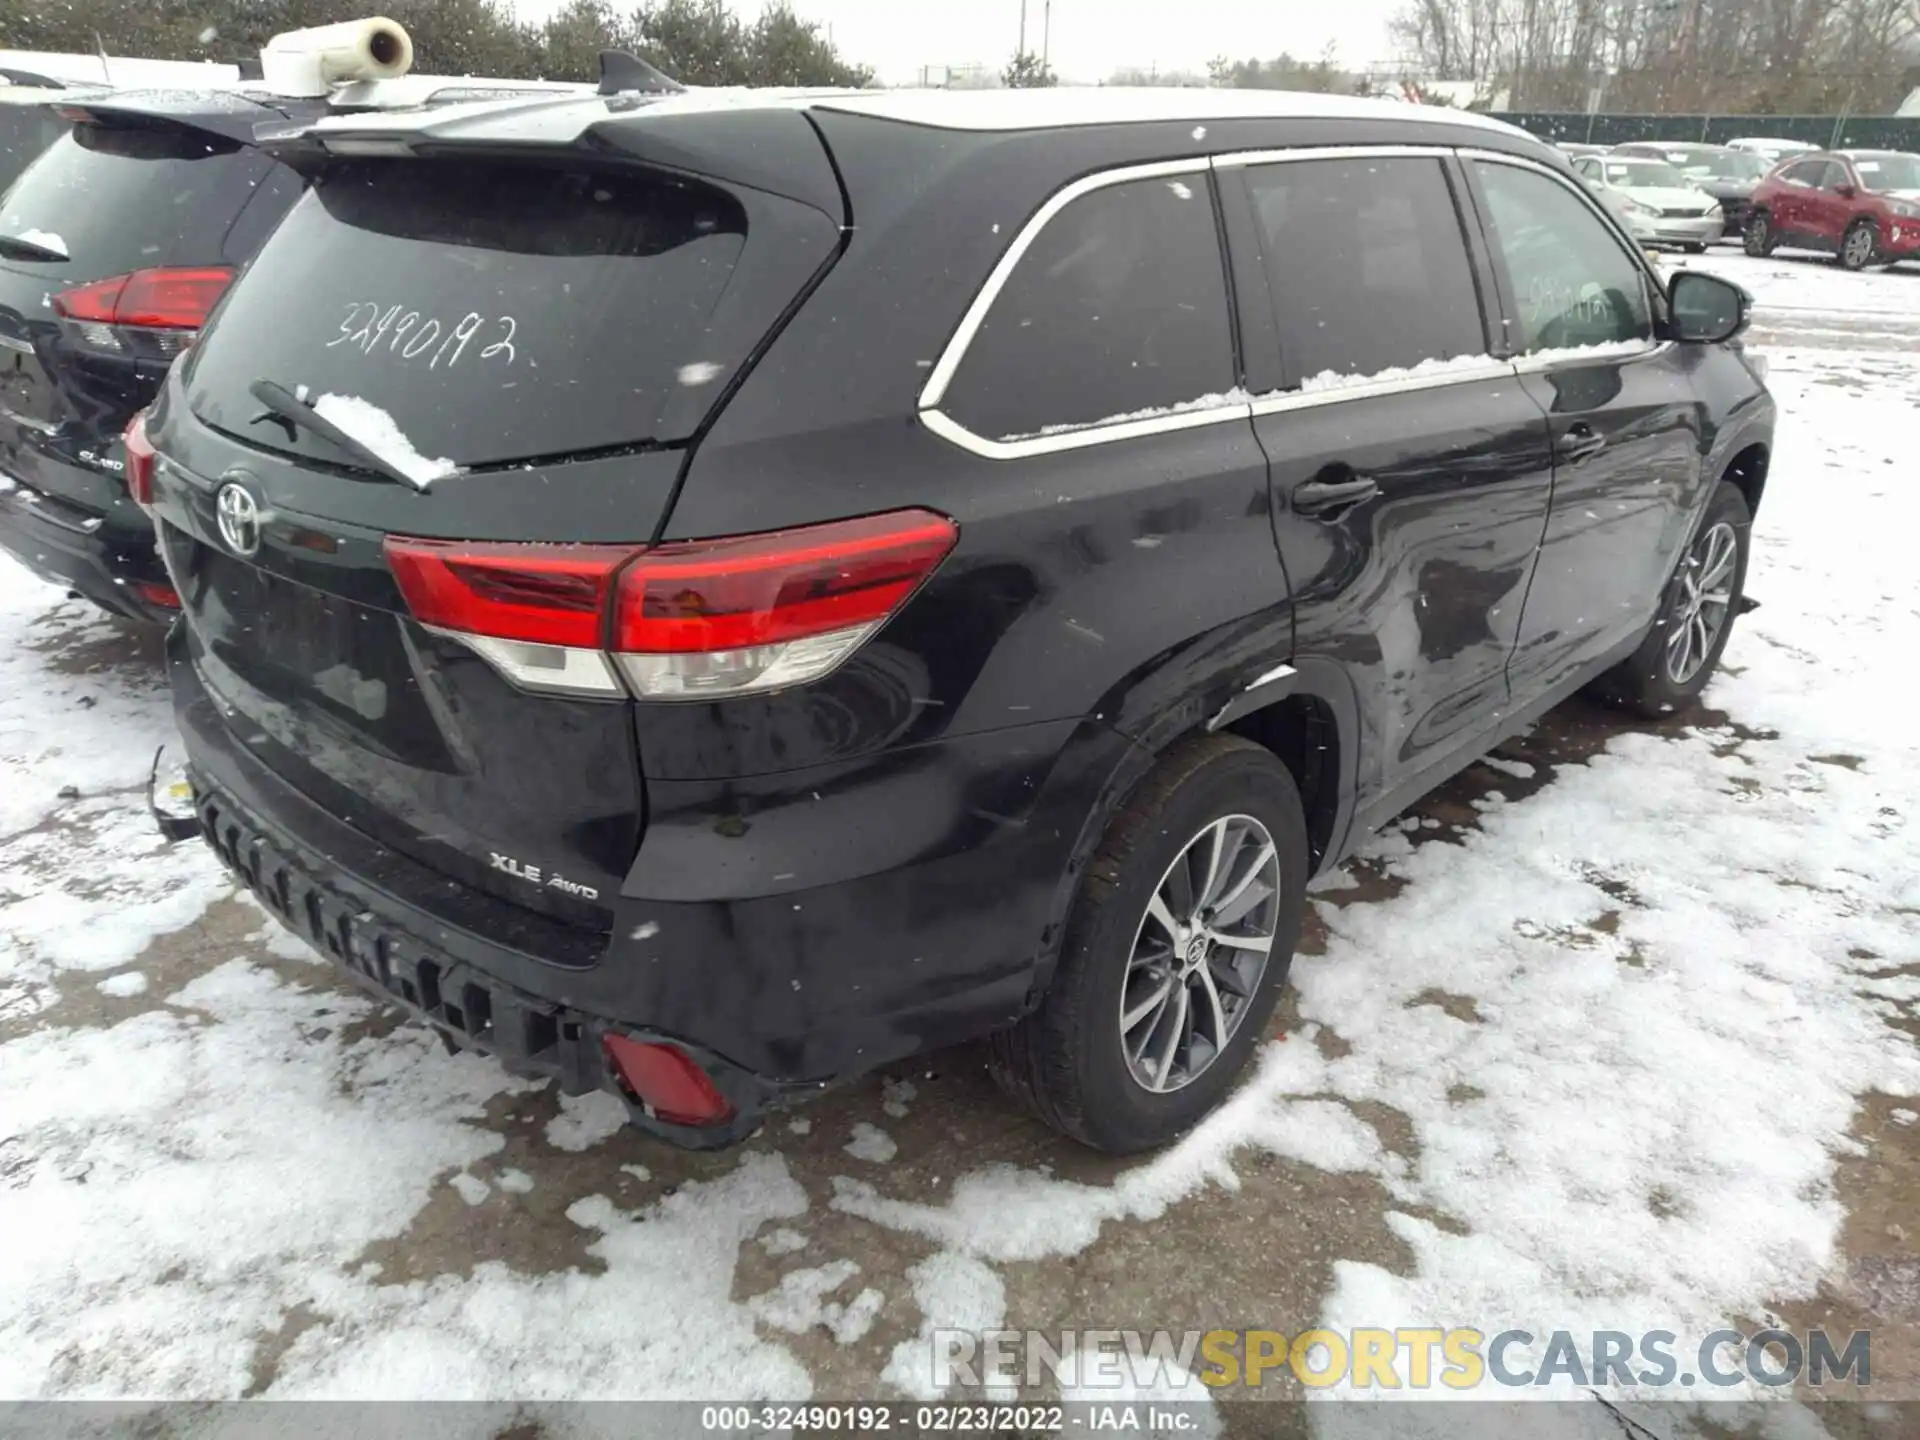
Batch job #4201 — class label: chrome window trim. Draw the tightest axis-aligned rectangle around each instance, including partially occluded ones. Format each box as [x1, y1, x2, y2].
[1507, 339, 1669, 373]
[1211, 143, 1455, 168]
[919, 402, 1251, 462]
[916, 156, 1211, 412]
[1248, 360, 1521, 417]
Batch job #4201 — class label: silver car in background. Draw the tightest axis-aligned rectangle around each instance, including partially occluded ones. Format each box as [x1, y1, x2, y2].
[1570, 153, 1723, 251]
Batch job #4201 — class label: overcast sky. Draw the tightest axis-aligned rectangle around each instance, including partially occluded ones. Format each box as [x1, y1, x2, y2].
[513, 0, 1405, 86]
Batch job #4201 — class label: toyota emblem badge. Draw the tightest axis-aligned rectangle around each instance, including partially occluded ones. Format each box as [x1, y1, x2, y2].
[215, 481, 261, 558]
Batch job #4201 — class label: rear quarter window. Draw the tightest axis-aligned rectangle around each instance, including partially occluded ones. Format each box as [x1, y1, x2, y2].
[938, 172, 1236, 441]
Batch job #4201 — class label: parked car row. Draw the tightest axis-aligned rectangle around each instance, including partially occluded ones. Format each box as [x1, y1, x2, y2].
[2, 28, 1775, 1153]
[1551, 134, 1920, 269]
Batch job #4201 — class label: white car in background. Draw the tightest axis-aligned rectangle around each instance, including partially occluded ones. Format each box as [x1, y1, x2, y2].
[1571, 153, 1723, 251]
[1727, 136, 1819, 165]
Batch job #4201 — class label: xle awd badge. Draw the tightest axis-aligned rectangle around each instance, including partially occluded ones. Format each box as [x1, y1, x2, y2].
[215, 481, 261, 558]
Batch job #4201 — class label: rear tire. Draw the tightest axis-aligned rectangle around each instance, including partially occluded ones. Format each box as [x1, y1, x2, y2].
[1840, 218, 1878, 271]
[1683, 242, 1707, 254]
[989, 734, 1308, 1153]
[1590, 480, 1752, 720]
[1743, 212, 1775, 257]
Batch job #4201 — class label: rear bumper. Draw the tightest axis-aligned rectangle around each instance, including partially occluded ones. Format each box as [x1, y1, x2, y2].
[0, 478, 171, 622]
[171, 637, 1136, 1142]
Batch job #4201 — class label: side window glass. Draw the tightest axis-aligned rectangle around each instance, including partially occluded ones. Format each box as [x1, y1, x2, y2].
[1242, 156, 1488, 386]
[1781, 161, 1818, 187]
[1823, 161, 1851, 190]
[1471, 160, 1654, 354]
[941, 174, 1234, 441]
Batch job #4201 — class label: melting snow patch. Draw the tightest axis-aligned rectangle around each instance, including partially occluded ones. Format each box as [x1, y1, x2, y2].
[620, 1163, 652, 1183]
[1479, 755, 1536, 780]
[747, 1259, 880, 1342]
[882, 1252, 1009, 1401]
[759, 1227, 809, 1257]
[268, 1153, 813, 1398]
[844, 1122, 897, 1164]
[95, 972, 149, 998]
[788, 1117, 812, 1136]
[496, 1168, 534, 1195]
[676, 361, 725, 386]
[448, 1173, 489, 1206]
[1892, 1109, 1917, 1127]
[881, 1078, 917, 1119]
[834, 1044, 1377, 1262]
[310, 395, 460, 491]
[544, 1089, 628, 1152]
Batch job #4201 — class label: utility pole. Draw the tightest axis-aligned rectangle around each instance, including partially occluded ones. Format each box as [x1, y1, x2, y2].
[1042, 1, 1052, 67]
[1018, 0, 1028, 56]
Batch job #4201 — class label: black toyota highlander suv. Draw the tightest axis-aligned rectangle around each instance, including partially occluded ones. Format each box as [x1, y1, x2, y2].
[143, 87, 1775, 1152]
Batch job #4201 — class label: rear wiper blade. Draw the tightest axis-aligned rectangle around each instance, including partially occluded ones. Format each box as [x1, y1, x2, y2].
[246, 378, 425, 491]
[0, 234, 68, 263]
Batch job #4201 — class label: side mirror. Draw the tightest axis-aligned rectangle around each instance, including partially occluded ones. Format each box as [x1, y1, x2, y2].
[1669, 271, 1752, 344]
[1835, 183, 1857, 199]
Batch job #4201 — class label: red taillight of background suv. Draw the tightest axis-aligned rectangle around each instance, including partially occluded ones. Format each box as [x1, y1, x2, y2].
[53, 266, 235, 360]
[384, 508, 959, 701]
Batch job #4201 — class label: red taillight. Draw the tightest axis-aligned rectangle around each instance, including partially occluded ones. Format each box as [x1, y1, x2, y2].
[54, 266, 234, 330]
[123, 409, 156, 507]
[611, 511, 960, 654]
[132, 579, 180, 610]
[53, 266, 234, 358]
[384, 539, 636, 651]
[603, 1034, 734, 1126]
[383, 509, 957, 701]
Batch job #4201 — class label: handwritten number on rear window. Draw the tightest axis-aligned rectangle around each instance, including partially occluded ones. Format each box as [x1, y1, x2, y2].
[325, 301, 521, 370]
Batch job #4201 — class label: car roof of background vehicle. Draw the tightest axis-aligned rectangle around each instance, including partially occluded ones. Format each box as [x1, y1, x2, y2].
[280, 82, 1536, 148]
[0, 47, 243, 89]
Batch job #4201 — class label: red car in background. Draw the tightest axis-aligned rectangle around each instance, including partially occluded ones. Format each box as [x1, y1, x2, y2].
[1744, 149, 1920, 269]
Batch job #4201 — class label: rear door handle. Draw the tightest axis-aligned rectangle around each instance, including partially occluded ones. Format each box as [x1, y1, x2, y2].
[1556, 423, 1607, 464]
[1291, 475, 1379, 515]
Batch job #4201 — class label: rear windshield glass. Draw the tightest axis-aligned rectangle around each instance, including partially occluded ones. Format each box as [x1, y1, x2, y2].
[0, 104, 68, 193]
[186, 158, 750, 470]
[0, 124, 267, 277]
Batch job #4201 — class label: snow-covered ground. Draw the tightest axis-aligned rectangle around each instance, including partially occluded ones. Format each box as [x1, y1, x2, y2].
[1, 250, 1916, 1426]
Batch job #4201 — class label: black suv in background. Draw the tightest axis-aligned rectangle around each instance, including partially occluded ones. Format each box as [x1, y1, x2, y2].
[146, 89, 1774, 1151]
[0, 90, 311, 620]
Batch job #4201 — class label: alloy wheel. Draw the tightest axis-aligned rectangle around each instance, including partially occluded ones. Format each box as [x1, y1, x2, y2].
[1665, 521, 1738, 685]
[1118, 814, 1282, 1094]
[1844, 224, 1875, 269]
